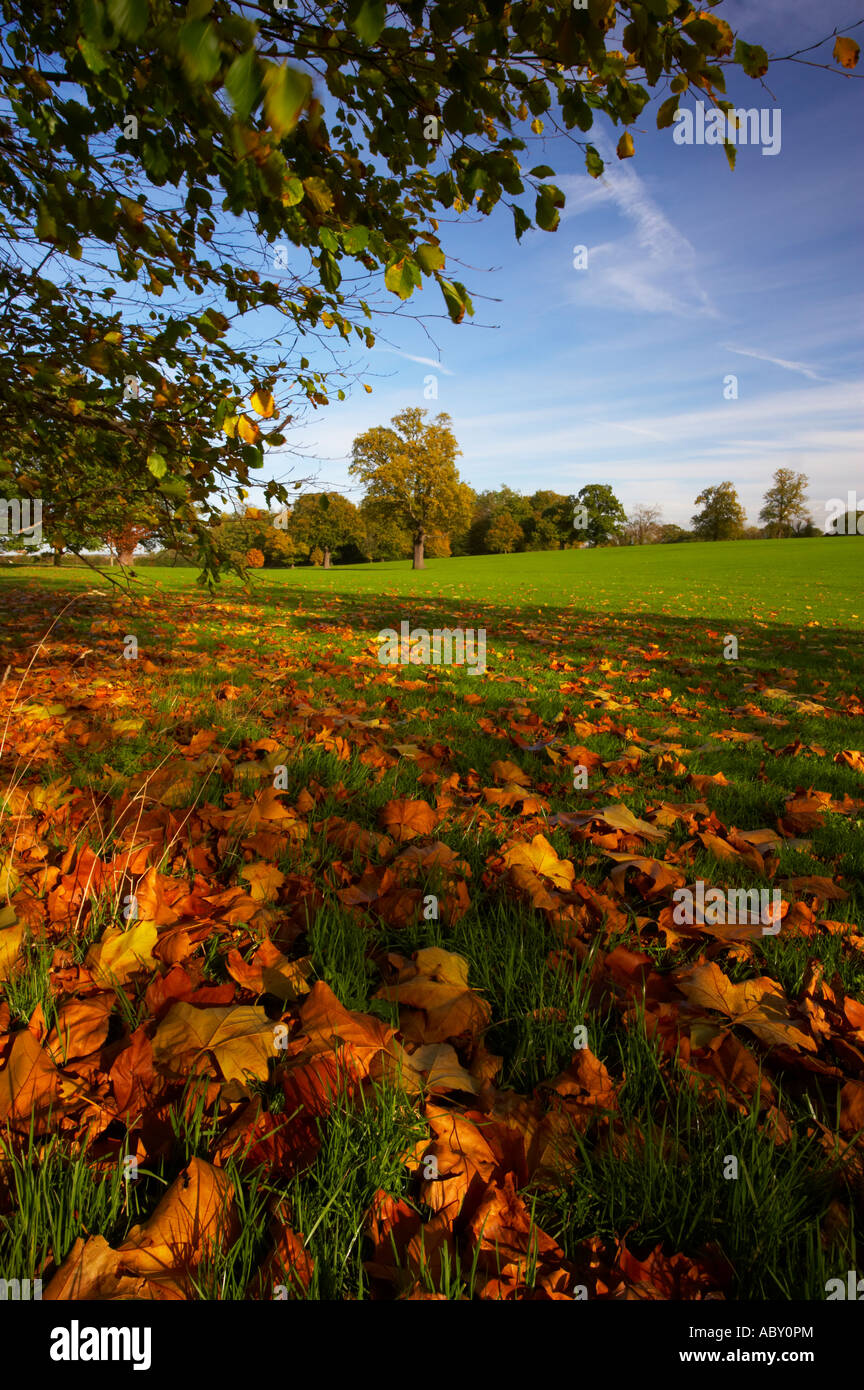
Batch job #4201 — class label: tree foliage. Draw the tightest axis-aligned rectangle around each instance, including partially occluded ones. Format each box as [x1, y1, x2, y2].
[573, 484, 628, 547]
[0, 0, 791, 576]
[691, 482, 746, 541]
[350, 407, 471, 568]
[289, 491, 363, 566]
[759, 468, 810, 538]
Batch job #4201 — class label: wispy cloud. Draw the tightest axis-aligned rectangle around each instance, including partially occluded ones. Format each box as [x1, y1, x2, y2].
[606, 420, 668, 442]
[721, 343, 829, 382]
[558, 145, 717, 318]
[376, 347, 455, 375]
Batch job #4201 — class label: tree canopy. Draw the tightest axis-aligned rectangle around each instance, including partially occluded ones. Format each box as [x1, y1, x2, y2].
[573, 483, 627, 547]
[350, 407, 471, 568]
[0, 0, 801, 579]
[759, 468, 810, 538]
[692, 481, 746, 541]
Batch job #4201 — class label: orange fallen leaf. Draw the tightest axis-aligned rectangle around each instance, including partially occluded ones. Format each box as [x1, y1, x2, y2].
[379, 798, 437, 842]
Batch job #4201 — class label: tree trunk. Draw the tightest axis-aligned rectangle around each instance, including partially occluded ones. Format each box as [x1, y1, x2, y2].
[52, 549, 63, 567]
[323, 547, 331, 569]
[412, 529, 425, 570]
[118, 548, 135, 568]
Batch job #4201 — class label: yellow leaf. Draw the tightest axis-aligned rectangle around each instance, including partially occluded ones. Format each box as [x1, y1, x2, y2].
[0, 855, 20, 897]
[617, 131, 635, 159]
[0, 905, 24, 981]
[240, 860, 286, 901]
[111, 717, 146, 737]
[834, 36, 860, 68]
[86, 920, 158, 986]
[250, 388, 275, 418]
[531, 118, 544, 134]
[237, 414, 259, 444]
[152, 1002, 277, 1088]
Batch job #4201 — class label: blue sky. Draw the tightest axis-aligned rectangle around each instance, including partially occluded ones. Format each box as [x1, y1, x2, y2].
[264, 0, 863, 532]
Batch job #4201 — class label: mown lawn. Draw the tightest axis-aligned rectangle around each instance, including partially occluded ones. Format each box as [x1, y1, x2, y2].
[0, 538, 862, 1300]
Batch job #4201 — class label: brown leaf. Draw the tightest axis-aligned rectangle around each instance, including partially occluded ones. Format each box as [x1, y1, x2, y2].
[379, 798, 437, 842]
[116, 1158, 238, 1275]
[676, 962, 817, 1051]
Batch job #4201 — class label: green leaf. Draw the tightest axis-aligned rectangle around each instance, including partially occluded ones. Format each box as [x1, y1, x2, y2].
[535, 182, 565, 232]
[147, 452, 167, 479]
[656, 94, 680, 129]
[35, 203, 59, 242]
[282, 175, 304, 207]
[350, 0, 387, 45]
[197, 308, 229, 341]
[303, 176, 334, 213]
[225, 48, 260, 121]
[415, 243, 445, 273]
[77, 38, 109, 74]
[384, 257, 420, 300]
[512, 206, 531, 241]
[734, 39, 769, 79]
[263, 63, 311, 137]
[178, 20, 221, 84]
[107, 0, 148, 39]
[439, 277, 472, 324]
[585, 146, 604, 179]
[341, 226, 369, 255]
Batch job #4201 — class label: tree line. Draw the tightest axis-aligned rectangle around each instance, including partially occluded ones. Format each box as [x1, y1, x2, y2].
[0, 1, 854, 579]
[3, 405, 856, 571]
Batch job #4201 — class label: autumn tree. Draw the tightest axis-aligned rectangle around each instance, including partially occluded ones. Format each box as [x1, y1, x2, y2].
[572, 485, 628, 547]
[0, 1, 822, 576]
[359, 499, 411, 563]
[214, 506, 296, 568]
[350, 408, 472, 569]
[103, 520, 157, 569]
[486, 511, 523, 555]
[759, 469, 810, 537]
[660, 523, 694, 544]
[289, 492, 363, 568]
[691, 483, 746, 540]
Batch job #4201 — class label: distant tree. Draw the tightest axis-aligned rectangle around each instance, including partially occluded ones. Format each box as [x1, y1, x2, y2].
[359, 499, 412, 562]
[290, 492, 363, 567]
[465, 486, 530, 553]
[526, 491, 572, 549]
[214, 507, 296, 568]
[691, 482, 746, 540]
[626, 503, 663, 545]
[659, 524, 693, 544]
[103, 519, 157, 569]
[528, 516, 562, 551]
[759, 469, 810, 537]
[572, 484, 627, 547]
[486, 511, 523, 554]
[350, 408, 472, 569]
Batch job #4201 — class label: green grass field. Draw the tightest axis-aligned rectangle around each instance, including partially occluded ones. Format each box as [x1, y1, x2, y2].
[1, 538, 862, 1300]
